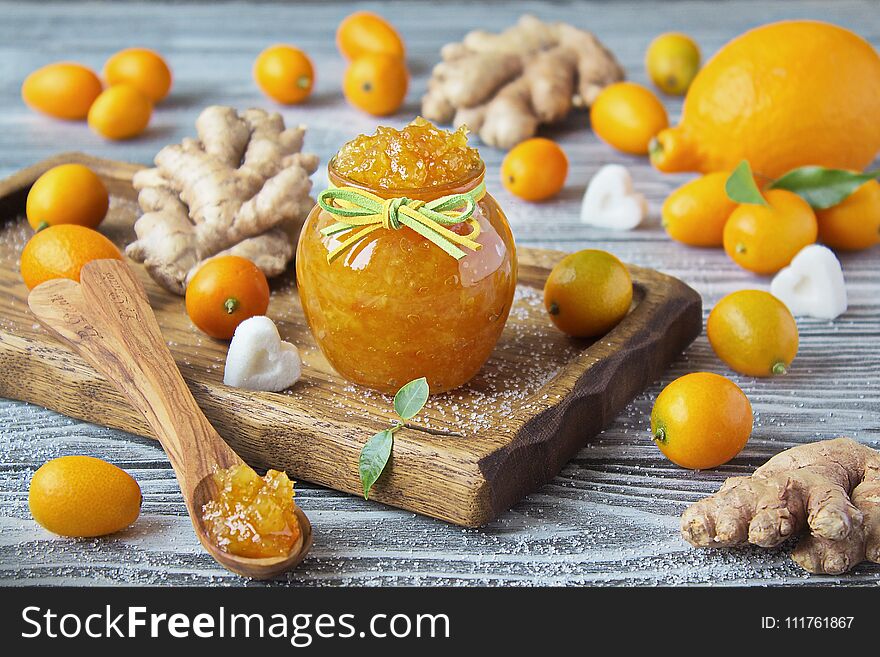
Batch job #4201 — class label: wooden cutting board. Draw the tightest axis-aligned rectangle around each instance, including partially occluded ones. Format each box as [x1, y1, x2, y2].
[0, 153, 702, 527]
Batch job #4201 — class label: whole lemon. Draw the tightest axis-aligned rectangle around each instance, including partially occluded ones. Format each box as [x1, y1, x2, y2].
[651, 372, 753, 470]
[186, 255, 270, 340]
[104, 48, 173, 103]
[29, 455, 141, 537]
[723, 189, 817, 274]
[708, 290, 799, 377]
[253, 45, 314, 105]
[590, 82, 669, 155]
[336, 11, 405, 61]
[343, 53, 408, 116]
[662, 172, 735, 247]
[651, 21, 880, 177]
[21, 62, 103, 120]
[645, 33, 701, 95]
[88, 84, 152, 140]
[501, 138, 568, 201]
[544, 249, 633, 337]
[26, 164, 109, 231]
[816, 179, 880, 251]
[20, 224, 123, 290]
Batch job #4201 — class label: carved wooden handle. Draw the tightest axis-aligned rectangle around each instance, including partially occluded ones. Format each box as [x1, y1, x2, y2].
[28, 260, 241, 491]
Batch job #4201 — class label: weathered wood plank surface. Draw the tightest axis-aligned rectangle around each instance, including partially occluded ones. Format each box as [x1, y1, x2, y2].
[1, 0, 878, 586]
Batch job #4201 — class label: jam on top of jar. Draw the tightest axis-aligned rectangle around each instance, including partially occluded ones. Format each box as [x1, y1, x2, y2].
[201, 464, 301, 559]
[332, 117, 482, 189]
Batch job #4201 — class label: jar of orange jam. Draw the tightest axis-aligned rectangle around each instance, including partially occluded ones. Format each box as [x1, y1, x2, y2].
[296, 119, 517, 394]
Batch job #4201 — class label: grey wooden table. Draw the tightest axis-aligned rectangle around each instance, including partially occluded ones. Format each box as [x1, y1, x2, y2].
[1, 0, 878, 586]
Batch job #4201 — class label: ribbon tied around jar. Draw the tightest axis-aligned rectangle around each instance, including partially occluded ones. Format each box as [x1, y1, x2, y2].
[317, 182, 486, 264]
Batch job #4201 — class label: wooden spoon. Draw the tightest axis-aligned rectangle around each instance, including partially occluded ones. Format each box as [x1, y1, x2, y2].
[27, 258, 312, 579]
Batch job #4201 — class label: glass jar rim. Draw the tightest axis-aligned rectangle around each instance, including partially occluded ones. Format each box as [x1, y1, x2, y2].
[326, 156, 486, 200]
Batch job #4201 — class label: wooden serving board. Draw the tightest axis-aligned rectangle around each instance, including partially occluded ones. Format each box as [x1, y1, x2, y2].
[0, 154, 702, 527]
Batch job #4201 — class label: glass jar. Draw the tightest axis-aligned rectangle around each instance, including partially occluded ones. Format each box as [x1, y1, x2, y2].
[296, 159, 517, 394]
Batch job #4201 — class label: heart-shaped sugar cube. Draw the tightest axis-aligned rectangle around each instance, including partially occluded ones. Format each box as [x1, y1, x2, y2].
[770, 245, 847, 320]
[580, 164, 647, 230]
[223, 316, 302, 391]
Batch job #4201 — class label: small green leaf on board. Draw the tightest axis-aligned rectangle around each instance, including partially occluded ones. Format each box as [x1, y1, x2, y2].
[725, 160, 768, 206]
[359, 429, 394, 500]
[769, 166, 879, 209]
[393, 376, 429, 420]
[357, 378, 431, 501]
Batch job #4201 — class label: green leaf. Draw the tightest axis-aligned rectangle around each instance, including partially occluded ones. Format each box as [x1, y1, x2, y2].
[393, 377, 429, 420]
[359, 429, 393, 500]
[725, 160, 768, 206]
[356, 378, 431, 501]
[769, 166, 879, 209]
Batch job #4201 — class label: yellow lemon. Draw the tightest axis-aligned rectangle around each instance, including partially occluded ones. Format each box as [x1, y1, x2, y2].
[29, 455, 141, 537]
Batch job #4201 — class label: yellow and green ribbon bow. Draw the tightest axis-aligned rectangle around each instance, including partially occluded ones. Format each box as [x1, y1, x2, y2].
[317, 182, 486, 264]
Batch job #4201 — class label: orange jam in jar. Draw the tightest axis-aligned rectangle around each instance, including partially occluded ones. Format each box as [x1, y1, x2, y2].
[201, 465, 301, 559]
[296, 119, 517, 394]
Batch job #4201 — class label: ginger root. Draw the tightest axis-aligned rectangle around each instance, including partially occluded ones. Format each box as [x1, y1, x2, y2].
[126, 106, 319, 295]
[421, 15, 624, 149]
[682, 437, 880, 574]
